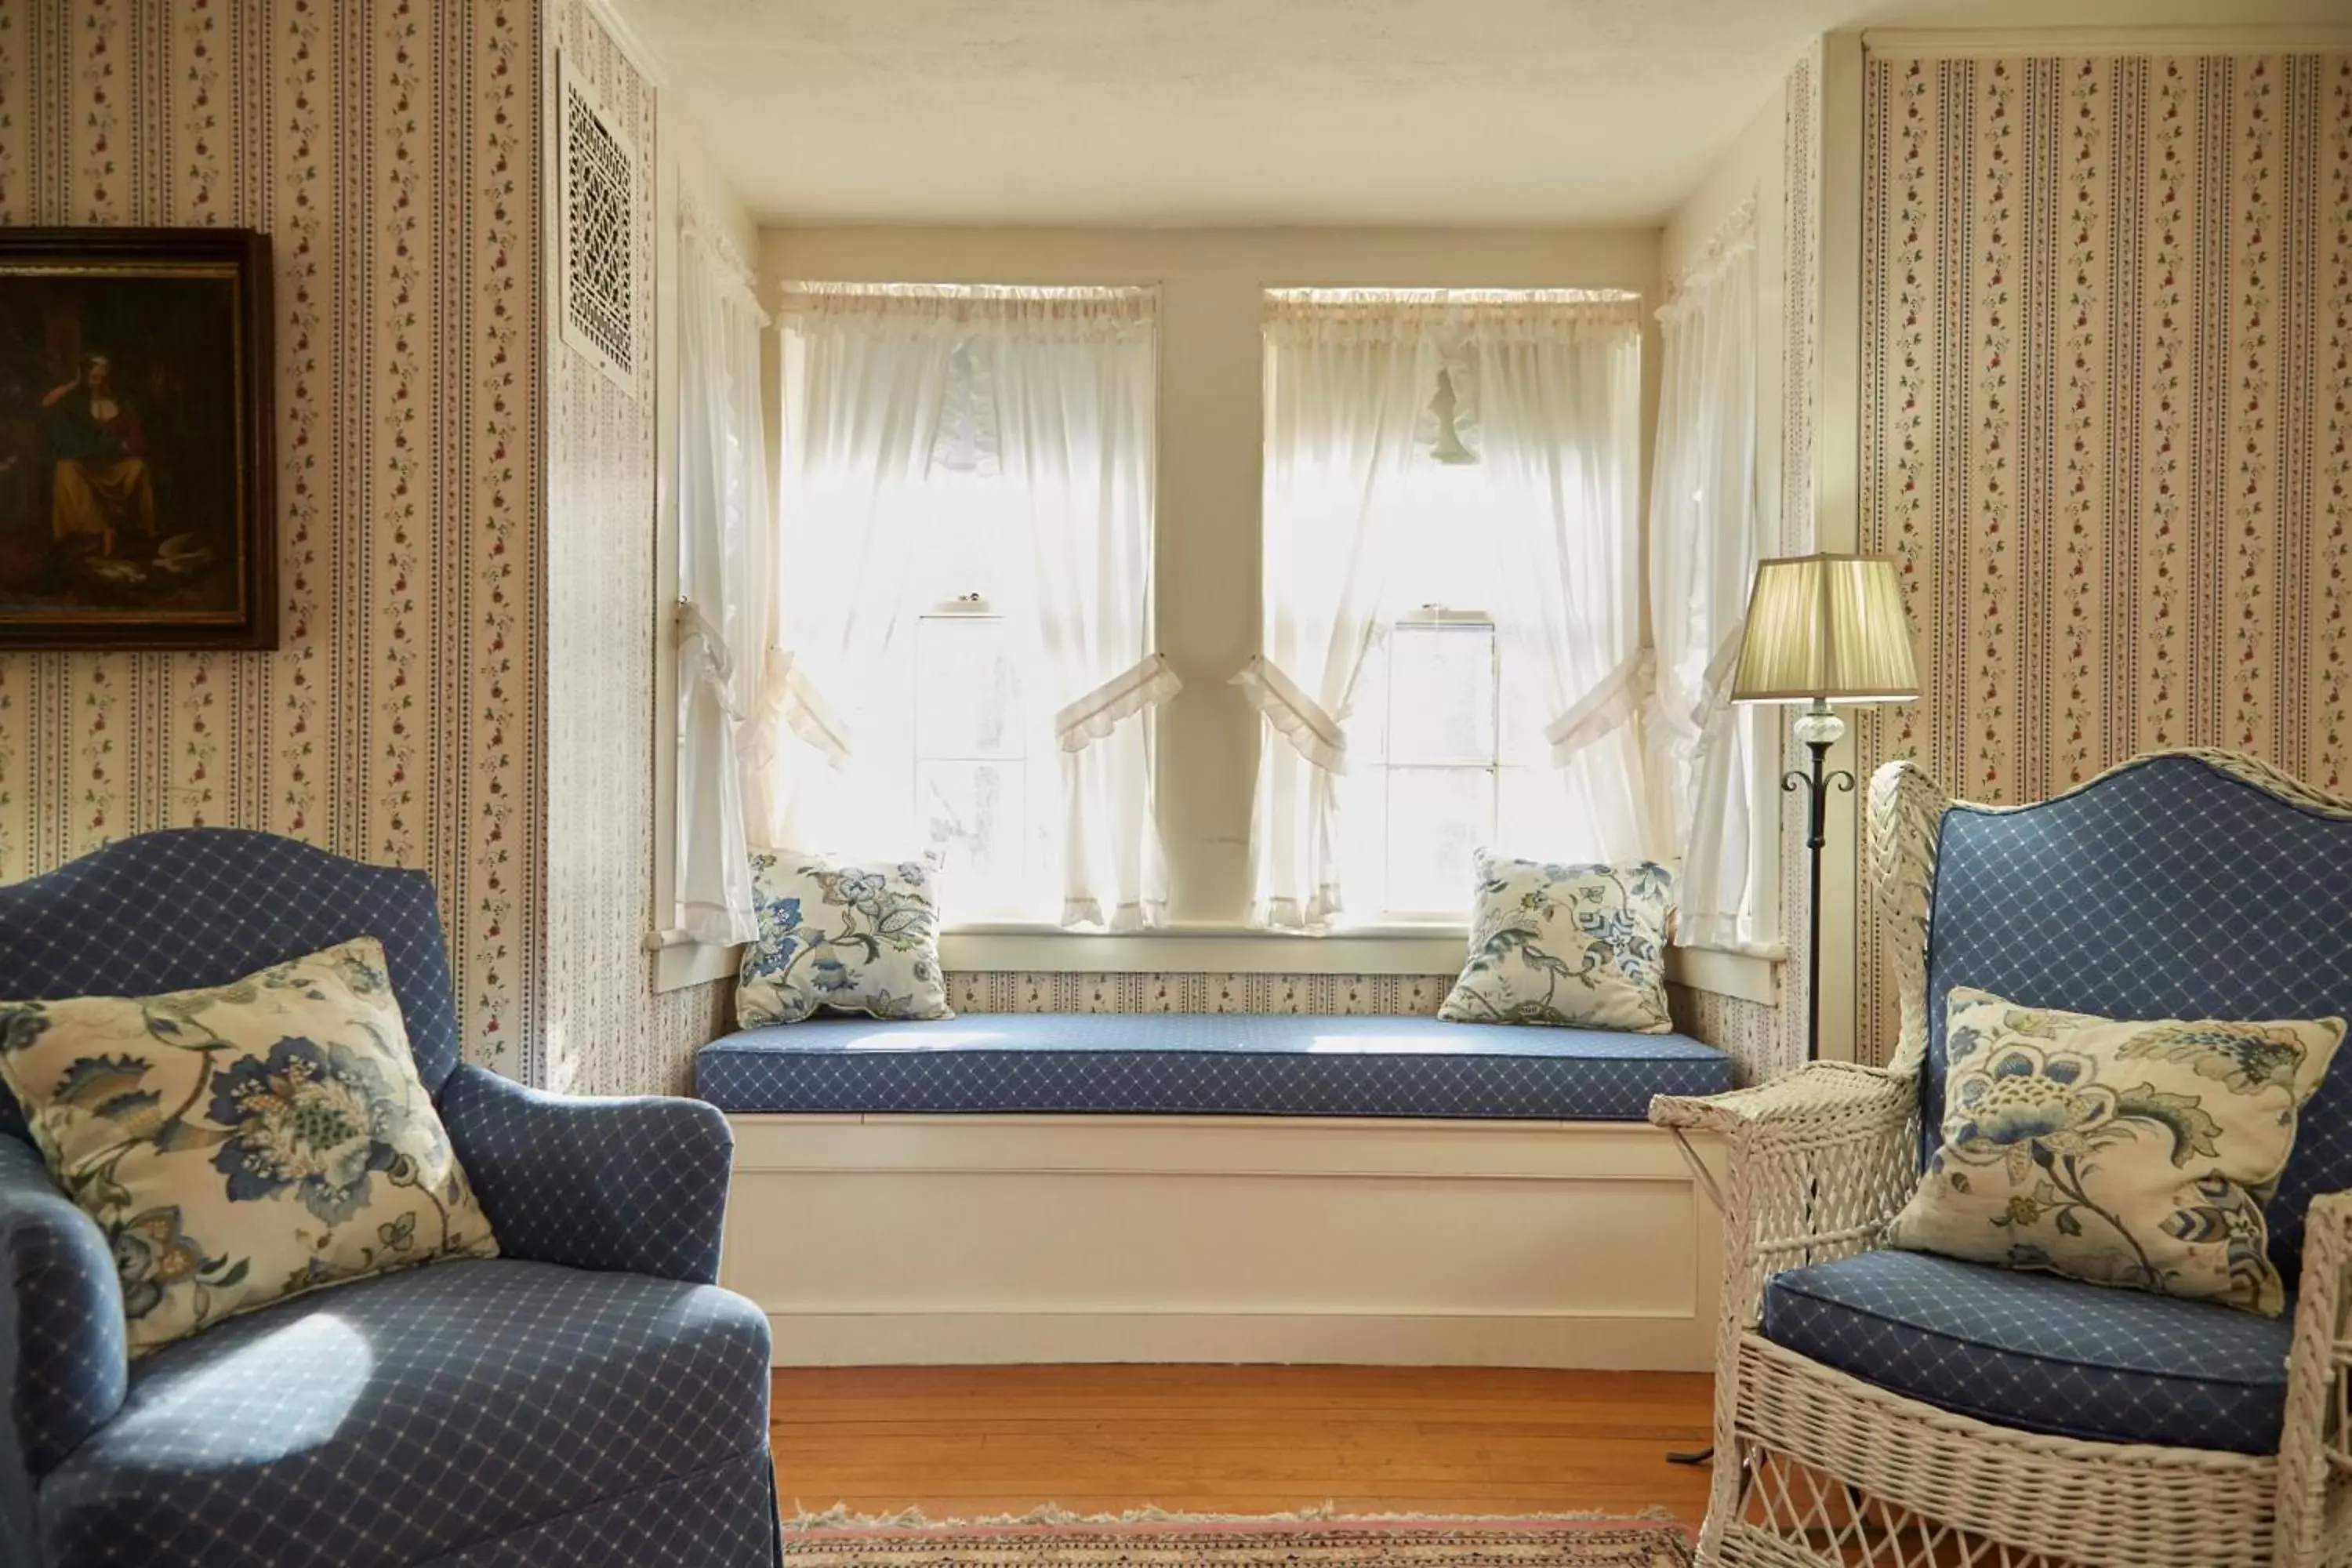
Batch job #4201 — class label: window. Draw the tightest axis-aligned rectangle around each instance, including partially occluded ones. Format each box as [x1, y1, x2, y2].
[1243, 289, 1649, 931]
[1352, 612, 1501, 916]
[766, 285, 1175, 930]
[913, 611, 1031, 910]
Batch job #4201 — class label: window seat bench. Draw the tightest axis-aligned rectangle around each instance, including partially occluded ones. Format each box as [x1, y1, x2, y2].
[694, 1012, 1733, 1120]
[700, 1013, 1733, 1373]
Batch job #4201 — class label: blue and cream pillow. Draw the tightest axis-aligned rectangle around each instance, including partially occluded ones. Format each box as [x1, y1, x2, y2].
[0, 937, 500, 1356]
[1439, 854, 1674, 1034]
[737, 849, 953, 1026]
[1889, 986, 2345, 1315]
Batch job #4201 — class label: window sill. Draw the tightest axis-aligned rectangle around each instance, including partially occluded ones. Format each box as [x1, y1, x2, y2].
[1664, 943, 1781, 1007]
[646, 931, 742, 993]
[649, 926, 1781, 1001]
[938, 925, 1468, 975]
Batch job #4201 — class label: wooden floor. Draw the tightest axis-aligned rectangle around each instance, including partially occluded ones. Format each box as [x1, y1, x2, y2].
[770, 1365, 1715, 1522]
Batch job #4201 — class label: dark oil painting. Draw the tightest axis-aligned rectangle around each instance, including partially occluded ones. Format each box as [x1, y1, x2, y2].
[0, 229, 274, 649]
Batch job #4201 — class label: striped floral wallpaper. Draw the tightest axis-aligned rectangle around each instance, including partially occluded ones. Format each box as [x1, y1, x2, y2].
[540, 0, 733, 1097]
[0, 0, 546, 1080]
[1856, 49, 2352, 1062]
[945, 971, 1457, 1016]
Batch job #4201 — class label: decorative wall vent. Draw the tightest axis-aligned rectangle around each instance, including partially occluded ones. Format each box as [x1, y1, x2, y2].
[557, 53, 638, 394]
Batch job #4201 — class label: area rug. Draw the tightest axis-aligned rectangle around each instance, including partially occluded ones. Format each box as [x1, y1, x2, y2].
[781, 1506, 1696, 1566]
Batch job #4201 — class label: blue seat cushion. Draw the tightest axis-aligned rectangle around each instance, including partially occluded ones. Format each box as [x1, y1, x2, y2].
[695, 1013, 1732, 1120]
[1761, 1250, 2296, 1454]
[38, 1259, 773, 1566]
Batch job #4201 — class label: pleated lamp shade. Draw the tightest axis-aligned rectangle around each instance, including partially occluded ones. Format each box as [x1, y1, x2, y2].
[1731, 554, 1919, 705]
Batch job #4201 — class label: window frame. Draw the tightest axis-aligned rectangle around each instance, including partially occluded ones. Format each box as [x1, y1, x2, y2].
[1353, 608, 1505, 925]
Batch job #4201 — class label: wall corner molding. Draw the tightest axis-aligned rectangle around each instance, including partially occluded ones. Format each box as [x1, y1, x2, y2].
[1860, 25, 2352, 58]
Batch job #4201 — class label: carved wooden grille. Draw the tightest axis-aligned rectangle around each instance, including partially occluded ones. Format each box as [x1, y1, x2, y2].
[559, 60, 637, 390]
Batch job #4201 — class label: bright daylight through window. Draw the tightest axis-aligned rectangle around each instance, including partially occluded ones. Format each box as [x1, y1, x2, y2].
[767, 285, 1174, 931]
[1243, 289, 1650, 931]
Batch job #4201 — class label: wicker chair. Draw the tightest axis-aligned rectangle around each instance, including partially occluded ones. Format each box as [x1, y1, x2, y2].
[1651, 750, 2352, 1568]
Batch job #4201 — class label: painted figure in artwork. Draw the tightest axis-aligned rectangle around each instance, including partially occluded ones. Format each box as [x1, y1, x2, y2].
[0, 234, 270, 646]
[41, 351, 157, 560]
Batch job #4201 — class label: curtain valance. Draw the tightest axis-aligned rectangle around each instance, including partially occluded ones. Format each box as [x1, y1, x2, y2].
[1263, 288, 1641, 347]
[781, 282, 1157, 343]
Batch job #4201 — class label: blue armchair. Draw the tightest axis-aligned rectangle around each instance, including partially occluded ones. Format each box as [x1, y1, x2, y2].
[0, 829, 782, 1567]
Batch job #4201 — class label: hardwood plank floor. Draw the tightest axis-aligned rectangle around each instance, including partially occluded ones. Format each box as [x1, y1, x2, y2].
[771, 1366, 1715, 1523]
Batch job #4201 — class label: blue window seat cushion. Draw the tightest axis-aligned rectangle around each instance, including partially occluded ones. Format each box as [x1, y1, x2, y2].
[1760, 1250, 2296, 1455]
[694, 1012, 1732, 1120]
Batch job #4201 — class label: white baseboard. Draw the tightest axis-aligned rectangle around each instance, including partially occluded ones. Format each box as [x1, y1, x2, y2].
[768, 1310, 1715, 1370]
[720, 1113, 1726, 1371]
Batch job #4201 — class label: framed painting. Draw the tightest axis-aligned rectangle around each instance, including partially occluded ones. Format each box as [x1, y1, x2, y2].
[0, 227, 275, 650]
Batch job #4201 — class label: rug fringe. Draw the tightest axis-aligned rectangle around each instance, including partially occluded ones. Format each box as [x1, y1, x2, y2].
[784, 1502, 1677, 1530]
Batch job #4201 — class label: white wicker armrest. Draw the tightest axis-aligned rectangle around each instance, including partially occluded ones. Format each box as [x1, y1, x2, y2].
[1650, 1058, 1915, 1138]
[2277, 1189, 2352, 1568]
[1650, 1062, 1922, 1328]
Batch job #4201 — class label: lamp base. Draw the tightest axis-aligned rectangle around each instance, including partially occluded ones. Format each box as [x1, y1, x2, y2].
[1784, 699, 1856, 1064]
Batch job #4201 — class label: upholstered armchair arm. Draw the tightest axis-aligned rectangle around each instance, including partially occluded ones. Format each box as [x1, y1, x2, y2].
[437, 1065, 735, 1285]
[2277, 1189, 2352, 1568]
[0, 1135, 126, 1470]
[1651, 1062, 1921, 1327]
[0, 1133, 129, 1562]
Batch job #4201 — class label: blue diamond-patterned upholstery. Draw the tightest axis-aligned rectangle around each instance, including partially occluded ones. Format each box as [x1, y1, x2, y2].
[0, 829, 462, 1142]
[0, 1138, 125, 1475]
[695, 1013, 1733, 1118]
[432, 1448, 780, 1567]
[0, 827, 782, 1566]
[38, 1260, 774, 1566]
[439, 1065, 733, 1284]
[1761, 1250, 2296, 1454]
[1923, 753, 2352, 1283]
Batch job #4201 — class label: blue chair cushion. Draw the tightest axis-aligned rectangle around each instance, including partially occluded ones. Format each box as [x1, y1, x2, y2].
[1761, 1250, 2296, 1454]
[36, 1259, 773, 1566]
[695, 1012, 1733, 1119]
[1923, 754, 2352, 1284]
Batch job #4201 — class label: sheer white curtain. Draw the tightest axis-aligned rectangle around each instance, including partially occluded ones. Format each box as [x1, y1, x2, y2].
[770, 285, 1175, 928]
[1650, 208, 1775, 950]
[978, 292, 1174, 928]
[1238, 304, 1437, 929]
[1469, 300, 1650, 866]
[1240, 291, 1647, 931]
[672, 198, 773, 946]
[768, 292, 955, 855]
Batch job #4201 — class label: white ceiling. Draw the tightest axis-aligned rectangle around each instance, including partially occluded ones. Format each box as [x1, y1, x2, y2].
[610, 0, 2347, 227]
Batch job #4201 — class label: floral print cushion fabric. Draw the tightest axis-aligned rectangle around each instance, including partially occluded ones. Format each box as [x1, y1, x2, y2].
[1889, 986, 2345, 1316]
[1438, 855, 1674, 1034]
[0, 937, 499, 1356]
[737, 849, 952, 1025]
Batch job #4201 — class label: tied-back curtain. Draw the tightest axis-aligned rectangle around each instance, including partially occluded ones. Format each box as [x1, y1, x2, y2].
[770, 289, 956, 854]
[1240, 307, 1438, 930]
[1467, 301, 1649, 866]
[771, 284, 1177, 928]
[673, 198, 773, 947]
[1650, 208, 1772, 951]
[1242, 291, 1647, 932]
[976, 292, 1174, 929]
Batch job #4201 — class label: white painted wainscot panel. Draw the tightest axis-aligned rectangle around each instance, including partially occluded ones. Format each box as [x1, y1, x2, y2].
[719, 1114, 1728, 1369]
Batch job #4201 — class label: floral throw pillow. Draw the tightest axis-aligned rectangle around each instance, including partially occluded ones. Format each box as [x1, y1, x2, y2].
[1438, 855, 1674, 1034]
[1888, 986, 2345, 1315]
[0, 937, 499, 1356]
[737, 850, 952, 1026]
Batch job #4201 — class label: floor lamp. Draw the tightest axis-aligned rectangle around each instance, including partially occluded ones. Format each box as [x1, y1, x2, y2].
[1664, 554, 1918, 1470]
[1729, 554, 1919, 1063]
